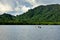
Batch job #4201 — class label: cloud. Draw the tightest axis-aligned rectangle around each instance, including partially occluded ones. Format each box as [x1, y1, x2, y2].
[14, 5, 30, 15]
[0, 2, 13, 14]
[36, 0, 60, 4]
[21, 6, 30, 12]
[25, 0, 36, 5]
[0, 0, 60, 15]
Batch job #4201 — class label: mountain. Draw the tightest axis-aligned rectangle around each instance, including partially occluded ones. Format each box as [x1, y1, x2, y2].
[16, 4, 60, 25]
[0, 13, 15, 24]
[0, 4, 60, 25]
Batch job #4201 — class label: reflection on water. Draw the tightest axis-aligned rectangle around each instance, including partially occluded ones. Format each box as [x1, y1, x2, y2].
[0, 25, 60, 40]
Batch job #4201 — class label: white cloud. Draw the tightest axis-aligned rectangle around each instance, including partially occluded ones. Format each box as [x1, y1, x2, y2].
[15, 5, 30, 12]
[13, 5, 30, 15]
[21, 6, 30, 12]
[0, 0, 60, 15]
[0, 2, 13, 14]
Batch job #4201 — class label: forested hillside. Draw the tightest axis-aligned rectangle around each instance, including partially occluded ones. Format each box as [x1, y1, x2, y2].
[0, 4, 60, 25]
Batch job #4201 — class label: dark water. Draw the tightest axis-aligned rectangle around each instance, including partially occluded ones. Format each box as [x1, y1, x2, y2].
[0, 25, 60, 40]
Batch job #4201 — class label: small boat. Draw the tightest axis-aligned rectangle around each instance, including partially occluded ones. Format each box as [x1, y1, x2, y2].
[38, 26, 41, 28]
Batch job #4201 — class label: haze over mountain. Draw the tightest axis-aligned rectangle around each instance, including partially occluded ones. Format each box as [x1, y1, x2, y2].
[0, 4, 60, 25]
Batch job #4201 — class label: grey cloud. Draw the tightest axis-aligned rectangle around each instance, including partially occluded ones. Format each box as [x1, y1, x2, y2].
[0, 0, 60, 15]
[36, 0, 60, 4]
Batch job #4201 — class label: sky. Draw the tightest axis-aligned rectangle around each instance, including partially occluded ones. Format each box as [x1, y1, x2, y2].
[0, 0, 60, 16]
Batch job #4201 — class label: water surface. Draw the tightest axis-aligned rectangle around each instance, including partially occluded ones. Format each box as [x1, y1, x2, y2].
[0, 25, 60, 40]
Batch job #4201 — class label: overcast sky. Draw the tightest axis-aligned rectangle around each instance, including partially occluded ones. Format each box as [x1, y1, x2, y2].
[0, 0, 60, 15]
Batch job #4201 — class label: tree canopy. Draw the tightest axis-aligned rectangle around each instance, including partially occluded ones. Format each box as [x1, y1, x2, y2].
[0, 4, 60, 25]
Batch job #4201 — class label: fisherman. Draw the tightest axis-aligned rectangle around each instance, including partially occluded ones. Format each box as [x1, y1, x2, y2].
[38, 26, 41, 28]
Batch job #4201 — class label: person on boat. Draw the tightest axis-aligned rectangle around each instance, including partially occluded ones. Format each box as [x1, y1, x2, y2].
[38, 26, 41, 28]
